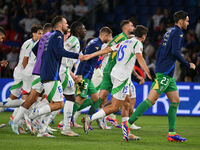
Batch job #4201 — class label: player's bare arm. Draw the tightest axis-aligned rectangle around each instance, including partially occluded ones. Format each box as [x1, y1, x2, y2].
[70, 71, 77, 81]
[22, 56, 29, 69]
[132, 69, 145, 85]
[136, 53, 152, 80]
[84, 46, 112, 60]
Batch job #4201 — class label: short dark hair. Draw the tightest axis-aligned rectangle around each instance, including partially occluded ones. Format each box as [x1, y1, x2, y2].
[133, 25, 148, 38]
[0, 26, 6, 35]
[120, 20, 131, 30]
[51, 16, 64, 28]
[31, 24, 43, 33]
[43, 23, 52, 33]
[173, 10, 188, 23]
[99, 26, 112, 35]
[70, 21, 83, 36]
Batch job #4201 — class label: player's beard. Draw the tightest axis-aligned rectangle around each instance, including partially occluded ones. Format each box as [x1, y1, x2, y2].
[62, 27, 68, 34]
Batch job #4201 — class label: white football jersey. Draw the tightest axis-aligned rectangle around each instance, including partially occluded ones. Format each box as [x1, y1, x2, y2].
[15, 38, 36, 72]
[22, 40, 38, 76]
[60, 36, 80, 74]
[101, 43, 110, 71]
[111, 37, 143, 81]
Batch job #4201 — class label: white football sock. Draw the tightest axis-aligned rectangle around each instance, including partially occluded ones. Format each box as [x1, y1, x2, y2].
[91, 109, 106, 122]
[29, 104, 51, 120]
[13, 106, 28, 124]
[122, 117, 129, 122]
[12, 108, 19, 119]
[74, 111, 81, 123]
[63, 101, 74, 130]
[4, 98, 24, 108]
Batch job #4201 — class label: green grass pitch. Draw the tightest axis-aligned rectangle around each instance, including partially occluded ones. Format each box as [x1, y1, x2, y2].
[0, 112, 200, 150]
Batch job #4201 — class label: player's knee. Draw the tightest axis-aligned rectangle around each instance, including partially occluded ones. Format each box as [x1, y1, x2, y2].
[111, 105, 120, 112]
[172, 99, 180, 103]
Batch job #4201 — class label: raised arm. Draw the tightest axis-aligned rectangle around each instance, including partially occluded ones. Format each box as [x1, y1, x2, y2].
[53, 35, 80, 59]
[84, 46, 113, 60]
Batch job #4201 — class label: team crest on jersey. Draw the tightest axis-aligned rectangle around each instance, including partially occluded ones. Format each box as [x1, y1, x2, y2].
[95, 47, 99, 50]
[180, 34, 183, 38]
[57, 36, 62, 39]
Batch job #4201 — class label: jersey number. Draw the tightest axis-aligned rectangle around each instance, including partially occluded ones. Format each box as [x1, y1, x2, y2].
[117, 45, 127, 61]
[160, 77, 169, 86]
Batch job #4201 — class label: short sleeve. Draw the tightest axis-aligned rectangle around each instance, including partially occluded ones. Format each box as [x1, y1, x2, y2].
[134, 41, 143, 54]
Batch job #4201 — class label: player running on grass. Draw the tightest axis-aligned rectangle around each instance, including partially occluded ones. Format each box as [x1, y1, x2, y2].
[0, 25, 43, 108]
[72, 20, 133, 129]
[83, 25, 152, 141]
[10, 16, 84, 135]
[73, 27, 112, 124]
[10, 23, 53, 135]
[122, 10, 196, 142]
[59, 21, 86, 137]
[82, 20, 143, 131]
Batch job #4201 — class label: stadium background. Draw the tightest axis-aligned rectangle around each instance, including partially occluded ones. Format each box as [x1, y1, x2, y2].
[0, 0, 199, 116]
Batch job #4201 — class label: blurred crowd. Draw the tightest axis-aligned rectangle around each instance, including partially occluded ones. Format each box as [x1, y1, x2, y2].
[0, 0, 199, 82]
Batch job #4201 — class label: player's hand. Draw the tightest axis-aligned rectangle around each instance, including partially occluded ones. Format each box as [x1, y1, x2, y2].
[72, 75, 78, 82]
[79, 55, 84, 62]
[147, 71, 156, 81]
[138, 77, 145, 85]
[75, 75, 82, 83]
[0, 60, 8, 67]
[83, 54, 92, 61]
[190, 63, 196, 70]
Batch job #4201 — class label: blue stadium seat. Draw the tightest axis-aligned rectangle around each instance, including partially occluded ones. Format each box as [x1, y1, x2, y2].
[173, 0, 183, 6]
[104, 13, 115, 24]
[138, 0, 148, 6]
[186, 7, 197, 16]
[198, 7, 200, 17]
[183, 0, 198, 7]
[124, 0, 136, 5]
[149, 0, 159, 6]
[138, 6, 149, 15]
[149, 7, 157, 15]
[189, 15, 197, 29]
[126, 6, 137, 15]
[137, 15, 150, 26]
[94, 22, 106, 36]
[160, 0, 171, 6]
[115, 5, 126, 15]
[172, 6, 185, 12]
[116, 14, 128, 23]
